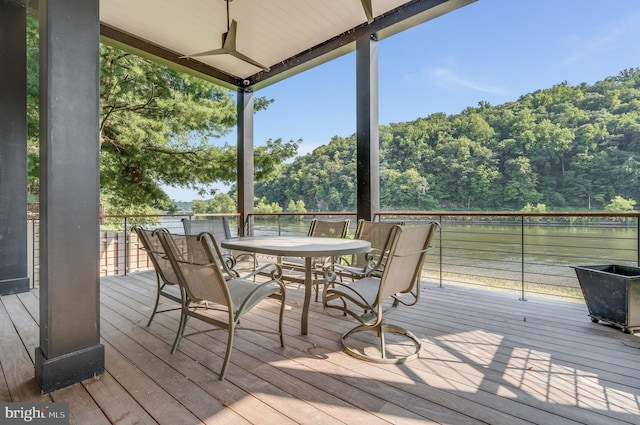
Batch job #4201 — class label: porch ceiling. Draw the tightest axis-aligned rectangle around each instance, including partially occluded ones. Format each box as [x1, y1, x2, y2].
[31, 0, 477, 90]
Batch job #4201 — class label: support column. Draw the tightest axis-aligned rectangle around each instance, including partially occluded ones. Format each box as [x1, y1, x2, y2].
[35, 0, 104, 393]
[0, 0, 30, 295]
[237, 89, 254, 236]
[356, 33, 380, 222]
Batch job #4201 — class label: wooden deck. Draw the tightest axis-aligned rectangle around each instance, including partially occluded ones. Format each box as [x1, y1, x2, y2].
[2, 271, 640, 424]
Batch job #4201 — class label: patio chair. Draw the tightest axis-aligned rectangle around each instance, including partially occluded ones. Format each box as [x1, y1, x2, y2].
[322, 222, 439, 363]
[182, 216, 255, 272]
[280, 218, 351, 301]
[333, 219, 405, 281]
[157, 230, 286, 380]
[134, 227, 185, 326]
[135, 226, 226, 326]
[307, 218, 351, 238]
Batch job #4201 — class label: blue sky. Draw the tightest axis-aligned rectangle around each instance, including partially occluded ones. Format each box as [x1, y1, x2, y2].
[166, 0, 640, 201]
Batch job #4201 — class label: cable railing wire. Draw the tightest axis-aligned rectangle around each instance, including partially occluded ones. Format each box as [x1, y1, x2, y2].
[24, 211, 640, 302]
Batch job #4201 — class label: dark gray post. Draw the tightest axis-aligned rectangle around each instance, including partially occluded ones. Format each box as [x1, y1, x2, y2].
[356, 33, 380, 222]
[35, 0, 104, 392]
[237, 89, 254, 236]
[0, 0, 30, 295]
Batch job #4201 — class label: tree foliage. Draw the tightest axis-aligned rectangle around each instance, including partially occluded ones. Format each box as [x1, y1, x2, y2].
[605, 196, 637, 213]
[191, 193, 236, 214]
[254, 197, 283, 215]
[256, 69, 640, 212]
[25, 17, 299, 214]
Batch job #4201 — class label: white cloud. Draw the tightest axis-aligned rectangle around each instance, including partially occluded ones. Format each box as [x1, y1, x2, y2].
[426, 66, 509, 96]
[561, 12, 640, 66]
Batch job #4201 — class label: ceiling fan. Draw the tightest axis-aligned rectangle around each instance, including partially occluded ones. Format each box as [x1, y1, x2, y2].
[181, 0, 270, 72]
[361, 0, 374, 24]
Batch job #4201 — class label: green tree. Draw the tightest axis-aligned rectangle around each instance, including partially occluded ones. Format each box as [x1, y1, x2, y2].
[206, 193, 236, 213]
[191, 200, 207, 214]
[26, 17, 298, 215]
[381, 168, 434, 210]
[286, 199, 307, 220]
[286, 199, 307, 215]
[500, 157, 540, 208]
[605, 196, 637, 213]
[431, 136, 499, 209]
[521, 203, 547, 213]
[253, 68, 640, 213]
[254, 197, 283, 215]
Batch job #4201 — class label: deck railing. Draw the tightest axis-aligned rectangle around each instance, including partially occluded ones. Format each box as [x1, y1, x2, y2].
[26, 211, 640, 302]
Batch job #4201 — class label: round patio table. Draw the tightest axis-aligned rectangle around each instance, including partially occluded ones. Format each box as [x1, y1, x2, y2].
[221, 236, 371, 335]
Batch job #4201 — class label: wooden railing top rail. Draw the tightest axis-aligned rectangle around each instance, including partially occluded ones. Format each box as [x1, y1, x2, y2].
[27, 211, 640, 222]
[248, 212, 356, 218]
[376, 211, 640, 218]
[102, 212, 242, 219]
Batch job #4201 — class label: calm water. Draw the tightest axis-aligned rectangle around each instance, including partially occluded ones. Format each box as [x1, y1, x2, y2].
[163, 217, 639, 265]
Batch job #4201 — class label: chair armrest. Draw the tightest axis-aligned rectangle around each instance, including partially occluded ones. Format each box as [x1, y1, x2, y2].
[240, 262, 283, 281]
[222, 253, 237, 272]
[233, 252, 255, 263]
[324, 262, 369, 280]
[161, 255, 216, 268]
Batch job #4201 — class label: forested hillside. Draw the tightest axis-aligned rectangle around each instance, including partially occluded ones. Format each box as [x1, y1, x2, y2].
[255, 68, 640, 212]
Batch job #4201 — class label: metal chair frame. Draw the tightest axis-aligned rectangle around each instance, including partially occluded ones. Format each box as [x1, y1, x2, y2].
[182, 216, 255, 272]
[134, 227, 185, 326]
[322, 222, 439, 364]
[280, 218, 351, 301]
[158, 231, 286, 380]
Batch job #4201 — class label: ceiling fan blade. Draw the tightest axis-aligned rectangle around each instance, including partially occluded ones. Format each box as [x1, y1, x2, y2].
[180, 48, 229, 59]
[228, 50, 271, 72]
[181, 18, 270, 71]
[361, 0, 374, 23]
[224, 20, 269, 70]
[181, 21, 238, 59]
[222, 20, 238, 51]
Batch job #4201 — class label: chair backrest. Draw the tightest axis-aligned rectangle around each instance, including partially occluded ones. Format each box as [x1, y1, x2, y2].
[378, 223, 438, 301]
[307, 218, 350, 238]
[351, 219, 404, 269]
[158, 231, 231, 305]
[134, 227, 178, 285]
[182, 217, 232, 241]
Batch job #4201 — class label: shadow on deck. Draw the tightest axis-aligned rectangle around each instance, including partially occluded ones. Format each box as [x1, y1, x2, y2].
[1, 271, 640, 424]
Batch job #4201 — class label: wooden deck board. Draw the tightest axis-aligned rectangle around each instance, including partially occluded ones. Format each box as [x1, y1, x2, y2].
[100, 315, 253, 425]
[103, 345, 198, 423]
[51, 382, 112, 425]
[0, 295, 50, 403]
[2, 271, 640, 424]
[102, 275, 391, 425]
[78, 371, 155, 425]
[108, 274, 485, 424]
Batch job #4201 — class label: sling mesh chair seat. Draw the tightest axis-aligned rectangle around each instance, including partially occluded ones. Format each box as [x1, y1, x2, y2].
[331, 219, 404, 281]
[322, 222, 439, 364]
[158, 230, 286, 380]
[134, 227, 185, 326]
[135, 226, 233, 327]
[279, 218, 351, 301]
[182, 216, 255, 273]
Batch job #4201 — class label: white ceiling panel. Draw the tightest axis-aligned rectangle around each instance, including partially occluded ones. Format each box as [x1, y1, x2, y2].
[96, 0, 476, 88]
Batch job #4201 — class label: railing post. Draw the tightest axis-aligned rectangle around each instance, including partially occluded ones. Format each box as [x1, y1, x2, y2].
[30, 219, 35, 289]
[637, 216, 639, 267]
[123, 217, 128, 276]
[438, 215, 443, 288]
[520, 215, 527, 301]
[278, 215, 282, 236]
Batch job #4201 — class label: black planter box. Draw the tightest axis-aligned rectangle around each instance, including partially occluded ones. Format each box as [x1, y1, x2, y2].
[573, 265, 640, 334]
